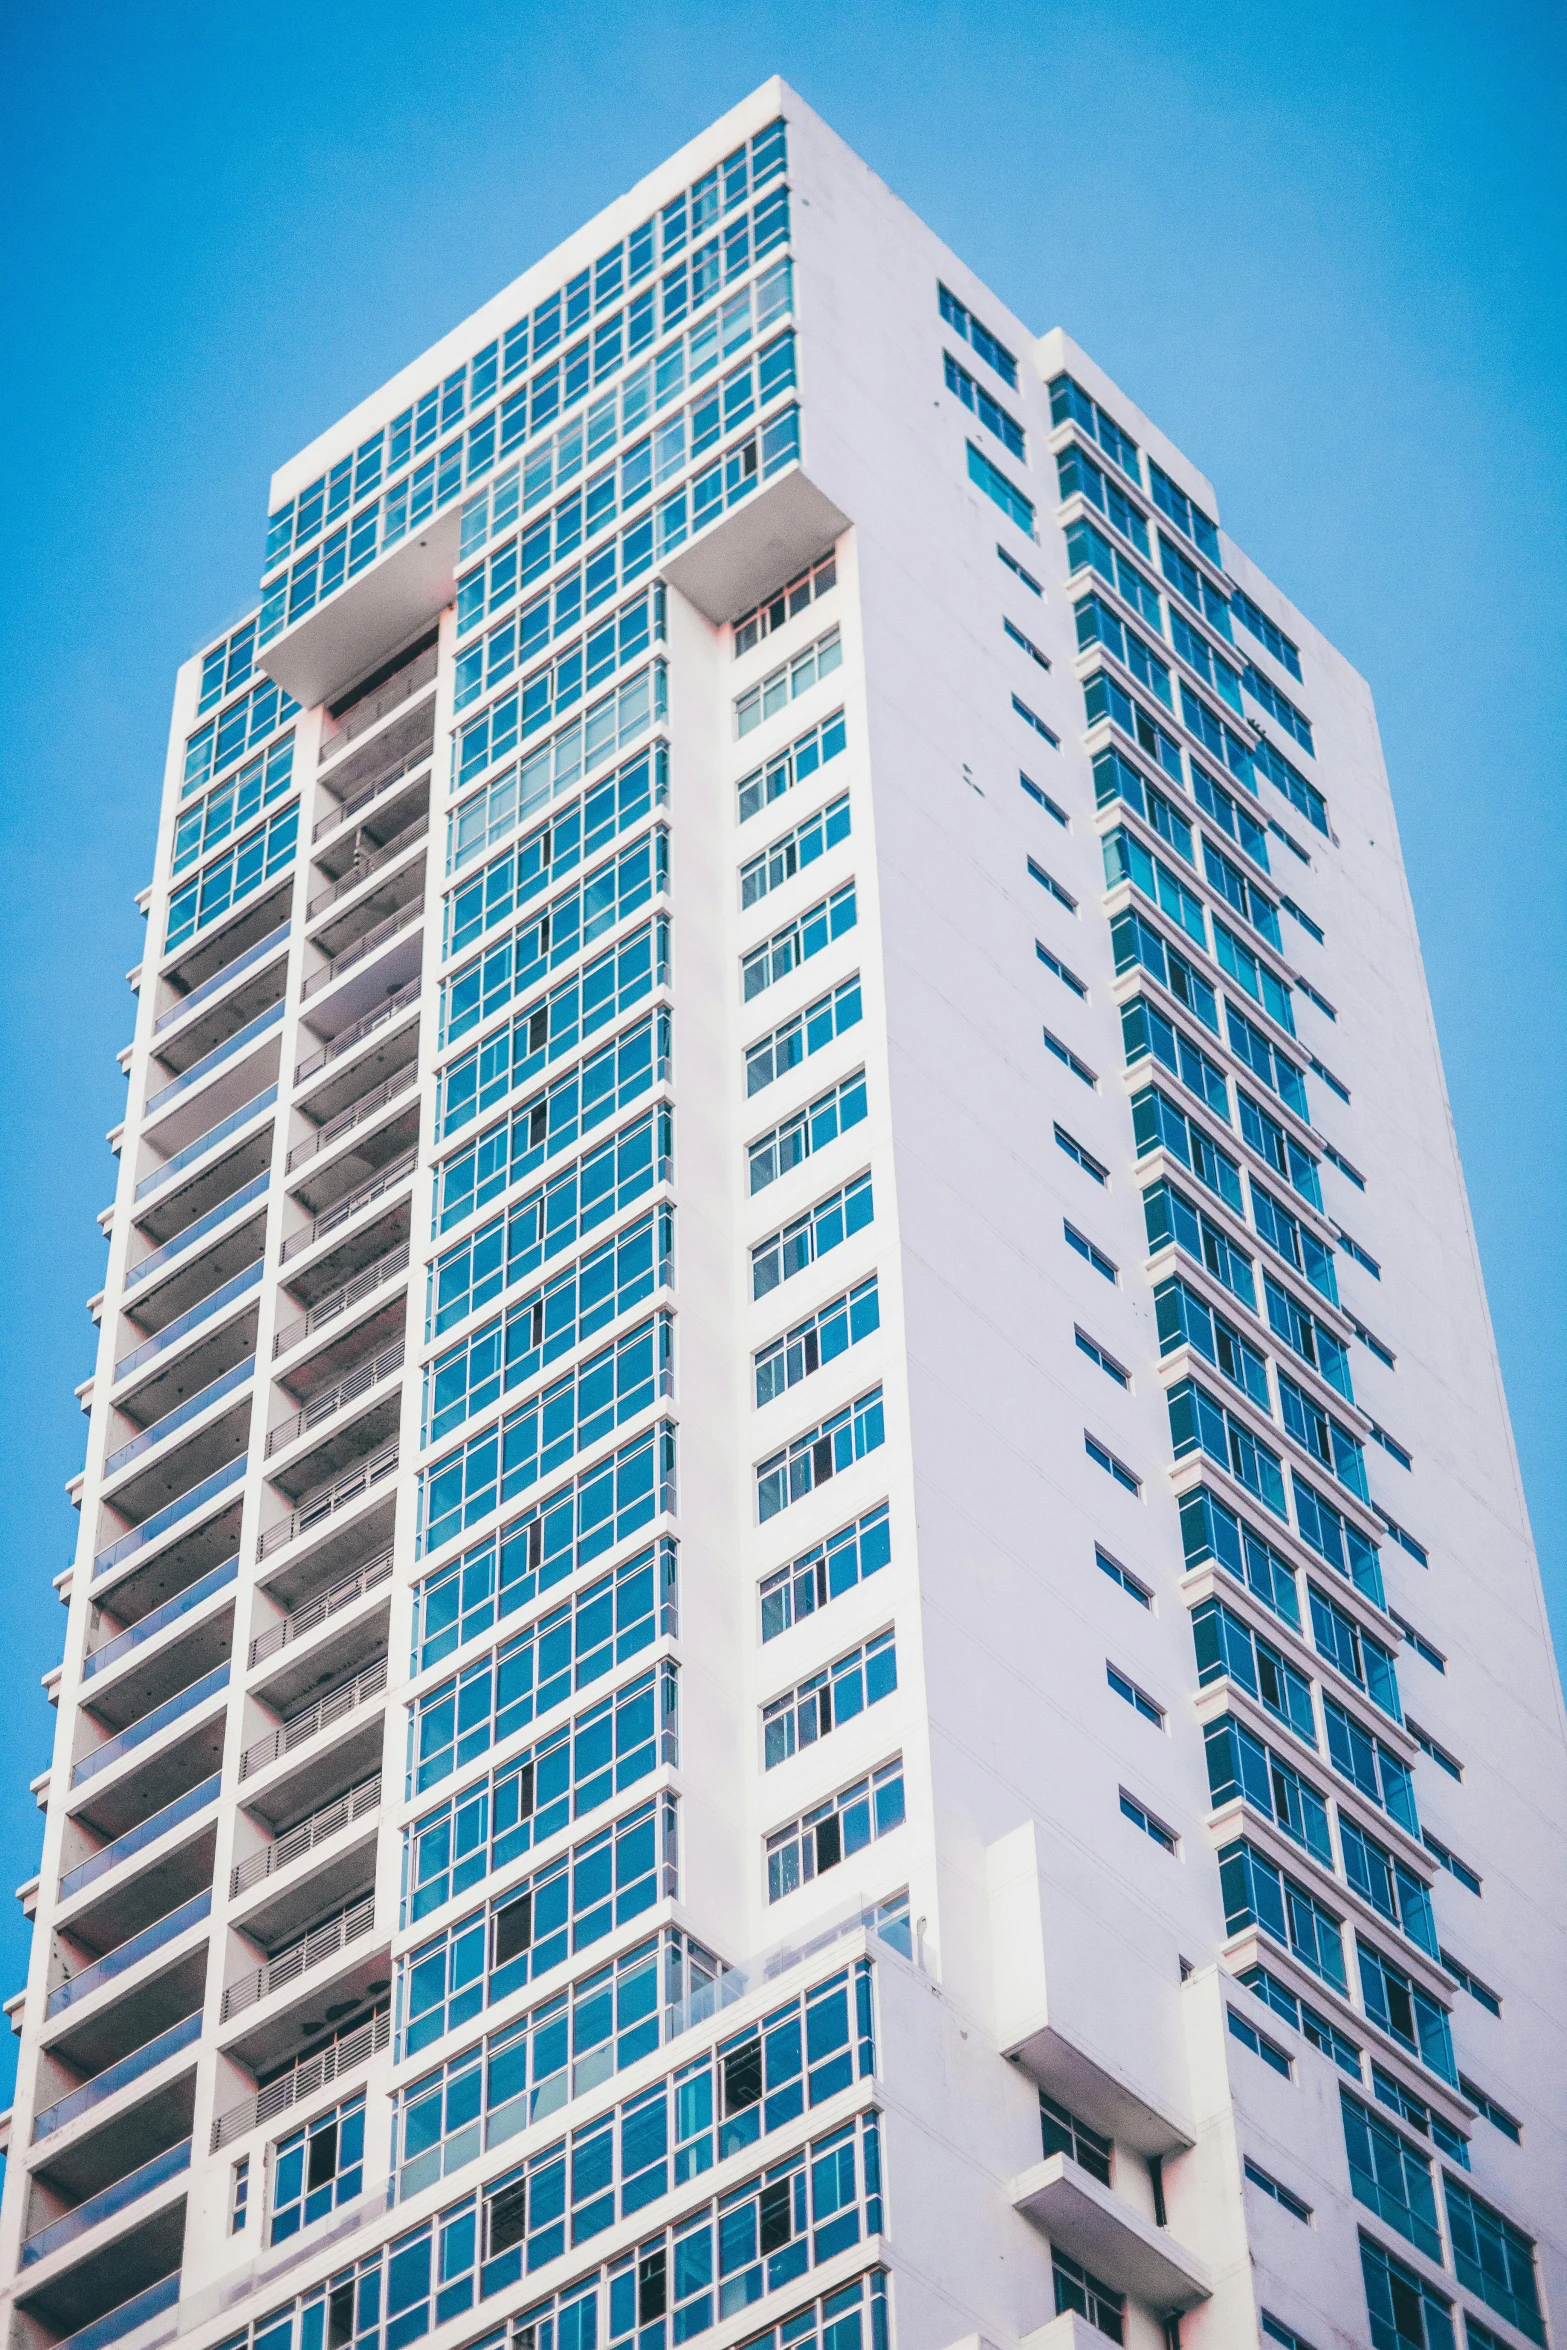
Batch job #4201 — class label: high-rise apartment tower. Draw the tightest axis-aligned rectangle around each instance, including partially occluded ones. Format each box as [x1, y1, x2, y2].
[5, 76, 1563, 2350]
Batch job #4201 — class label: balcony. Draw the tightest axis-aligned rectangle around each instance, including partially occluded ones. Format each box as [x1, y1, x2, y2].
[143, 1000, 284, 1121]
[92, 1461, 247, 1581]
[212, 2005, 389, 2150]
[122, 1174, 269, 1296]
[33, 2013, 201, 2144]
[60, 1776, 222, 1904]
[153, 916, 290, 1045]
[231, 1775, 381, 1900]
[72, 1665, 230, 1788]
[294, 976, 418, 1086]
[102, 1360, 254, 1481]
[257, 1438, 398, 1559]
[267, 1336, 405, 1460]
[250, 1548, 392, 1666]
[48, 1890, 211, 2018]
[286, 1065, 417, 1174]
[1011, 2151, 1210, 2311]
[273, 1245, 409, 1360]
[133, 1084, 276, 1205]
[25, 2261, 181, 2350]
[301, 899, 423, 1007]
[239, 1657, 387, 1784]
[315, 742, 433, 845]
[221, 1892, 377, 2021]
[281, 1152, 417, 1274]
[22, 2138, 191, 2266]
[308, 807, 428, 925]
[83, 1556, 238, 1684]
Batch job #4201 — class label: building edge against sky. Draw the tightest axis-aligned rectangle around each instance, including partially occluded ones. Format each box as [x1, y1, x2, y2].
[2, 69, 1563, 2350]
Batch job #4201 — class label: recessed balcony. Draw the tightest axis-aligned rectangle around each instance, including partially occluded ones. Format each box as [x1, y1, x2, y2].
[22, 2068, 195, 2274]
[151, 916, 290, 1056]
[256, 1439, 398, 1563]
[32, 2011, 201, 2147]
[82, 1554, 238, 1689]
[47, 1889, 212, 2024]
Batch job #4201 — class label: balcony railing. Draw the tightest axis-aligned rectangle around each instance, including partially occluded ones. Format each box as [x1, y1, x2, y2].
[114, 1261, 264, 1384]
[230, 1775, 381, 1898]
[266, 1340, 405, 1458]
[294, 979, 419, 1084]
[249, 1549, 393, 1666]
[48, 1890, 212, 2017]
[22, 2137, 192, 2265]
[319, 647, 437, 762]
[72, 1664, 231, 1786]
[280, 1151, 418, 1264]
[61, 1775, 223, 1902]
[144, 1000, 285, 1119]
[300, 902, 423, 1002]
[273, 1248, 409, 1359]
[92, 1461, 247, 1580]
[123, 1172, 269, 1294]
[219, 1893, 376, 2020]
[308, 813, 429, 921]
[134, 1084, 277, 1202]
[256, 1440, 398, 1559]
[54, 2270, 181, 2350]
[238, 1658, 387, 1781]
[314, 746, 433, 841]
[156, 919, 290, 1036]
[284, 1068, 417, 1173]
[212, 2006, 390, 2152]
[84, 1556, 238, 1683]
[103, 1357, 254, 1480]
[33, 2011, 203, 2141]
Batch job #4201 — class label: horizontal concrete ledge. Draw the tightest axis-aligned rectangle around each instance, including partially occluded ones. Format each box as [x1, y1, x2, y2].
[663, 464, 849, 624]
[1021, 2316, 1110, 2350]
[1011, 2152, 1210, 2312]
[260, 511, 461, 709]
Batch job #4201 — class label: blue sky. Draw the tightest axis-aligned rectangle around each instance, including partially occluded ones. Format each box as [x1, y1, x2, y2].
[0, 0, 1562, 2105]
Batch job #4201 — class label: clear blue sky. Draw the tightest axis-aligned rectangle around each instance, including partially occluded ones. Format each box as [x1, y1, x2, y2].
[0, 0, 1562, 2108]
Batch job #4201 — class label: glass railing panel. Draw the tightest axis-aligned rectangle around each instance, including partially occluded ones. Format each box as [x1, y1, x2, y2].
[144, 1001, 285, 1118]
[123, 1173, 269, 1293]
[72, 1666, 230, 1785]
[21, 2138, 192, 2264]
[84, 1558, 238, 1682]
[93, 1460, 247, 1578]
[47, 1890, 211, 2016]
[134, 1085, 277, 1202]
[103, 1360, 255, 1479]
[114, 1268, 263, 1385]
[156, 919, 291, 1036]
[61, 1775, 223, 1901]
[33, 2012, 202, 2141]
[55, 2272, 181, 2350]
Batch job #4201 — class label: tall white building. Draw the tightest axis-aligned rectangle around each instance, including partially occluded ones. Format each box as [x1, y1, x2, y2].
[4, 76, 1563, 2350]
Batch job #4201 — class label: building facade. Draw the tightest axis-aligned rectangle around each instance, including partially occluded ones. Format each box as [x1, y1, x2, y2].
[4, 75, 1563, 2350]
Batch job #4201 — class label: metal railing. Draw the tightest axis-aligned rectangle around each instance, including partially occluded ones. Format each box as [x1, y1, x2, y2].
[83, 1556, 238, 1683]
[301, 901, 423, 1001]
[123, 1172, 270, 1293]
[308, 812, 429, 920]
[144, 1000, 284, 1119]
[219, 1893, 376, 2020]
[113, 1260, 263, 1383]
[280, 1150, 417, 1263]
[314, 746, 434, 840]
[266, 1340, 404, 1458]
[156, 919, 290, 1035]
[319, 649, 437, 762]
[211, 2007, 390, 2151]
[294, 980, 419, 1084]
[71, 1664, 231, 1786]
[230, 1776, 381, 1898]
[61, 1775, 223, 1902]
[134, 1084, 277, 1202]
[255, 1440, 398, 1559]
[21, 2138, 192, 2265]
[33, 2012, 202, 2141]
[273, 1246, 410, 1357]
[48, 1890, 212, 2017]
[249, 1549, 393, 1666]
[238, 1657, 387, 1781]
[285, 1068, 417, 1173]
[92, 1461, 247, 1580]
[103, 1357, 254, 1480]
